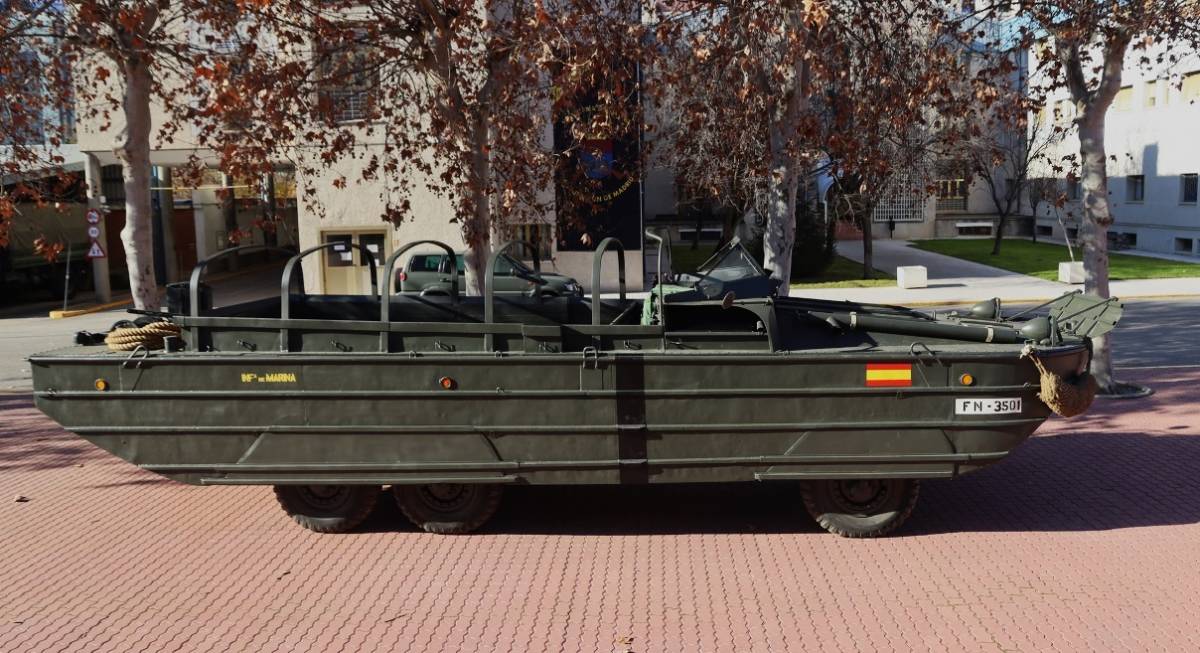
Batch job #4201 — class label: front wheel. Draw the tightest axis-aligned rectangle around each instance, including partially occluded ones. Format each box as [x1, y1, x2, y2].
[393, 483, 503, 534]
[801, 479, 919, 538]
[274, 484, 380, 533]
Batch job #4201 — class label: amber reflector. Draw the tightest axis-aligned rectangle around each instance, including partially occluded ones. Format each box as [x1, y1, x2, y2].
[959, 373, 975, 386]
[438, 376, 456, 390]
[94, 379, 109, 391]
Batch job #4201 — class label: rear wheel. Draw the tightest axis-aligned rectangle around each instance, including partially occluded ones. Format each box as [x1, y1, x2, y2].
[801, 479, 919, 538]
[273, 484, 379, 533]
[393, 483, 503, 534]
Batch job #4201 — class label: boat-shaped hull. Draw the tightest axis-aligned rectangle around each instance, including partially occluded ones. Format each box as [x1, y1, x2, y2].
[31, 344, 1084, 486]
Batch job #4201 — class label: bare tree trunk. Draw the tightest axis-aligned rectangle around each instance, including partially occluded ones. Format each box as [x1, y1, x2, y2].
[114, 57, 157, 310]
[1077, 116, 1115, 390]
[762, 152, 798, 296]
[463, 117, 492, 296]
[859, 200, 874, 280]
[991, 213, 1007, 255]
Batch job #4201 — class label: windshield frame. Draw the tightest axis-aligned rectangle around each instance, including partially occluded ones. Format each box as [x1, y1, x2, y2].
[693, 239, 767, 280]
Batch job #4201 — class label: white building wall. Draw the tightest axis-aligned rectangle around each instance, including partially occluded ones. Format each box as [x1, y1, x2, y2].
[1032, 44, 1200, 257]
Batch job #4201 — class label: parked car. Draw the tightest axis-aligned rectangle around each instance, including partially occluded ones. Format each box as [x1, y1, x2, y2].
[397, 251, 583, 297]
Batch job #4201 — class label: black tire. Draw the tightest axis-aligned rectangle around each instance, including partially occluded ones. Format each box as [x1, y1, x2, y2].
[393, 483, 503, 534]
[273, 484, 380, 533]
[801, 479, 919, 538]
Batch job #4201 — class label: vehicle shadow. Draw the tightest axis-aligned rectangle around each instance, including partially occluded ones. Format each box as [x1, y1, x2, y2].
[0, 394, 96, 473]
[426, 428, 1200, 537]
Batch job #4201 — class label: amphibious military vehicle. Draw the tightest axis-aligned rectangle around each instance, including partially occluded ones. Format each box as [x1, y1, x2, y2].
[29, 233, 1121, 537]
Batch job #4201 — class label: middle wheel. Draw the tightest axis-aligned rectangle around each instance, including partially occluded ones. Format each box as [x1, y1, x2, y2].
[392, 483, 503, 534]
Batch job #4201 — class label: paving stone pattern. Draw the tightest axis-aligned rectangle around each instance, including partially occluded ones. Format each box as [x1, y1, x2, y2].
[1, 368, 1198, 652]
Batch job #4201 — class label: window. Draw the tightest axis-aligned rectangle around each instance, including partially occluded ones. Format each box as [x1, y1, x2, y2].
[100, 165, 125, 203]
[1181, 71, 1200, 104]
[957, 224, 991, 236]
[1181, 174, 1198, 204]
[408, 254, 442, 272]
[1108, 232, 1137, 249]
[1066, 178, 1081, 201]
[1036, 225, 1053, 237]
[1126, 175, 1145, 202]
[0, 50, 45, 144]
[317, 27, 377, 123]
[1113, 86, 1134, 112]
[512, 224, 553, 260]
[1144, 80, 1159, 107]
[1175, 238, 1195, 254]
[935, 178, 968, 212]
[324, 234, 354, 268]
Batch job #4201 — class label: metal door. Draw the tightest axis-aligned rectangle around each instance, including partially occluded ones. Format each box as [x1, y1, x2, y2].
[321, 230, 388, 294]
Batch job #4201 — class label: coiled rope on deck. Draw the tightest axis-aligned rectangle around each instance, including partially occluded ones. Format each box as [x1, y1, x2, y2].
[104, 321, 181, 351]
[1021, 346, 1098, 418]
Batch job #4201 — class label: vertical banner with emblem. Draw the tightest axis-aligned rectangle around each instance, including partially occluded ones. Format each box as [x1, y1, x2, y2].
[554, 59, 642, 253]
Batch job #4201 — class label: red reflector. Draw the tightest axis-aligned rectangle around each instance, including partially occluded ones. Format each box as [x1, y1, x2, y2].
[398, 271, 407, 282]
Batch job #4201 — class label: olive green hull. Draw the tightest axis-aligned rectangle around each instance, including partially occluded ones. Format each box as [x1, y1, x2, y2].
[30, 345, 1083, 486]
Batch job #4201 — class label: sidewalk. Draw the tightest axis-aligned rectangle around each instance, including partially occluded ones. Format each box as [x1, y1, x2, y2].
[793, 239, 1200, 305]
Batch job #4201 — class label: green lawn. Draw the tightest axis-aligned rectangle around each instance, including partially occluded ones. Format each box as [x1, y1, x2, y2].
[911, 239, 1200, 281]
[669, 245, 892, 288]
[790, 256, 895, 288]
[669, 245, 720, 275]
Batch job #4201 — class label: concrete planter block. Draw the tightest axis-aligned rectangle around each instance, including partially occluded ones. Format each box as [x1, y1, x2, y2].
[1058, 261, 1085, 284]
[896, 266, 928, 289]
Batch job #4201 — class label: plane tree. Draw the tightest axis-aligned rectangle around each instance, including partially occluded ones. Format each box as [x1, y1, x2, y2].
[1003, 0, 1200, 392]
[650, 1, 1013, 288]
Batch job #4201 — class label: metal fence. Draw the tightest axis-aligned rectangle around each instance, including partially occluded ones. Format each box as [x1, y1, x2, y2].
[871, 170, 928, 223]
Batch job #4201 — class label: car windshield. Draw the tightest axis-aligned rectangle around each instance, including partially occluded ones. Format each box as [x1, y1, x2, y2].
[694, 241, 765, 282]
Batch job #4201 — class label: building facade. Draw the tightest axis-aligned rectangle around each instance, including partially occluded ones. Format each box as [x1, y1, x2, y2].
[1031, 45, 1200, 257]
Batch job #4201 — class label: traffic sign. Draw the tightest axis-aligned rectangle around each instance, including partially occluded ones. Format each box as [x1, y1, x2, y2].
[87, 226, 101, 239]
[86, 241, 106, 259]
[86, 208, 101, 224]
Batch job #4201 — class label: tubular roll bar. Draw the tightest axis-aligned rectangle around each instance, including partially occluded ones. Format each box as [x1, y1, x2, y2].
[379, 240, 459, 352]
[590, 237, 626, 326]
[484, 240, 542, 351]
[187, 245, 296, 318]
[644, 229, 670, 350]
[280, 241, 378, 322]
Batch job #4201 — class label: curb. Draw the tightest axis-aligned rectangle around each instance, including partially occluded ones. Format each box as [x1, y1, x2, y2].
[49, 298, 132, 319]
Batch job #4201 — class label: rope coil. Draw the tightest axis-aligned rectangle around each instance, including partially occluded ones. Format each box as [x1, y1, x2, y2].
[1022, 347, 1097, 418]
[104, 321, 181, 352]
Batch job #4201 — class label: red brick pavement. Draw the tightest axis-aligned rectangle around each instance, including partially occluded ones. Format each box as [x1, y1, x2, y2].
[1, 368, 1198, 653]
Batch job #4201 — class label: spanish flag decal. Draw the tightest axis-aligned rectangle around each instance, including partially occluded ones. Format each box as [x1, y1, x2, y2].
[865, 363, 913, 387]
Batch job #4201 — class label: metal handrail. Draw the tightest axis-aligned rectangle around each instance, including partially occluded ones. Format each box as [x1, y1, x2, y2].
[644, 229, 669, 350]
[379, 240, 458, 352]
[280, 241, 378, 322]
[591, 237, 626, 326]
[484, 240, 542, 351]
[186, 245, 296, 319]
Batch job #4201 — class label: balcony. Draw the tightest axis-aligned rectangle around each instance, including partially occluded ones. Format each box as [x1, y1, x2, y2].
[936, 196, 968, 212]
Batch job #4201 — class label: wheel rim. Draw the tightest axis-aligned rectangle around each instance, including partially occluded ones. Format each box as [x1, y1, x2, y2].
[296, 485, 354, 511]
[415, 484, 475, 514]
[829, 480, 891, 515]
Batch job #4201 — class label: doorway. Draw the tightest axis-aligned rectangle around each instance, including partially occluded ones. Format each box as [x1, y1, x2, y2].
[320, 230, 388, 295]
